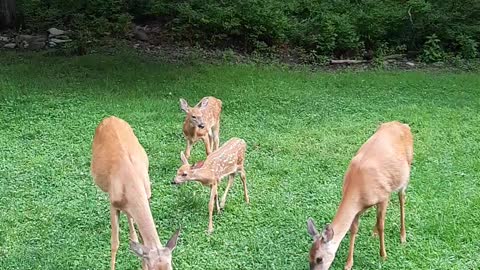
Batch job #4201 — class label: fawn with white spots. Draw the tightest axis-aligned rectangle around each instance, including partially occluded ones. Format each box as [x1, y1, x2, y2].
[91, 116, 179, 270]
[307, 121, 413, 270]
[172, 138, 250, 233]
[180, 96, 222, 160]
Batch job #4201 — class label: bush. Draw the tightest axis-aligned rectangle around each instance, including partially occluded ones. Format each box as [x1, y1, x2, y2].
[13, 0, 480, 60]
[420, 34, 445, 63]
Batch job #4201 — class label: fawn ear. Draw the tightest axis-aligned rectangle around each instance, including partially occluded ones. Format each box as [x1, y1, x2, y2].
[307, 218, 319, 238]
[130, 240, 148, 258]
[321, 224, 334, 243]
[166, 229, 180, 251]
[180, 98, 189, 112]
[200, 98, 209, 108]
[180, 151, 189, 165]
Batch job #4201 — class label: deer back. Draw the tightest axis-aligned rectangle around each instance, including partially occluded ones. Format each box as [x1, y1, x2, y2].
[91, 116, 150, 206]
[342, 121, 413, 206]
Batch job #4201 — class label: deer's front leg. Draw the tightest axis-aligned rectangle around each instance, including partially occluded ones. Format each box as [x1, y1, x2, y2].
[185, 139, 193, 160]
[208, 183, 217, 234]
[110, 206, 120, 270]
[203, 135, 212, 156]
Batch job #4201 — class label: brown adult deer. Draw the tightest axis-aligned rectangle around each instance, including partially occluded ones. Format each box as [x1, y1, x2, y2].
[172, 138, 249, 233]
[180, 96, 222, 160]
[91, 116, 180, 270]
[307, 121, 413, 270]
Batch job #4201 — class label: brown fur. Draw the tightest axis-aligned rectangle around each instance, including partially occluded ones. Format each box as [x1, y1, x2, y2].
[91, 116, 178, 270]
[307, 121, 413, 270]
[180, 96, 222, 159]
[173, 138, 250, 233]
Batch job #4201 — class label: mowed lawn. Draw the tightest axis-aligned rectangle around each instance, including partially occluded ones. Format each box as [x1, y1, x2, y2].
[0, 52, 479, 270]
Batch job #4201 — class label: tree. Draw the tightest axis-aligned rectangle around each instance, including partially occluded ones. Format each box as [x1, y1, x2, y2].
[0, 0, 16, 29]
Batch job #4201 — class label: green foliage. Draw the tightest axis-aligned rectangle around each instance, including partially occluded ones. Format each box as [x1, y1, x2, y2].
[14, 0, 480, 60]
[456, 35, 479, 59]
[420, 34, 445, 63]
[17, 0, 132, 37]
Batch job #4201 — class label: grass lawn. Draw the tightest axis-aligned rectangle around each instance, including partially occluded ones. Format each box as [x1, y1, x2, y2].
[1, 52, 479, 270]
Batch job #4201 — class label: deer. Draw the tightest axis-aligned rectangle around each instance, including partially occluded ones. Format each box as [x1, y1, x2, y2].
[91, 116, 180, 270]
[307, 121, 413, 270]
[179, 96, 222, 160]
[171, 137, 249, 234]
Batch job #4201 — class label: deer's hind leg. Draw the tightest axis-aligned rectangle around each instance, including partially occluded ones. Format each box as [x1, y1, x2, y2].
[220, 174, 235, 209]
[399, 188, 407, 243]
[239, 168, 249, 204]
[375, 200, 389, 259]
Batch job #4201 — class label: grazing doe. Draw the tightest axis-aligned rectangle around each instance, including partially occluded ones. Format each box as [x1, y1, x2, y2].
[179, 96, 222, 160]
[307, 121, 413, 270]
[91, 116, 179, 270]
[172, 138, 249, 233]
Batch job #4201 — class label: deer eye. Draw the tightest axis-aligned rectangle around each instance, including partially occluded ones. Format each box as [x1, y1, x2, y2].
[181, 173, 187, 177]
[192, 116, 196, 119]
[316, 257, 323, 264]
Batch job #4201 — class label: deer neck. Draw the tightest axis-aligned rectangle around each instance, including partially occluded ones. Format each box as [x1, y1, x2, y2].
[128, 198, 162, 249]
[192, 168, 216, 184]
[329, 198, 363, 252]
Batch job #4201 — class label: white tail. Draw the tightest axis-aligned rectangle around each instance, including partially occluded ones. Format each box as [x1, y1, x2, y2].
[307, 121, 413, 270]
[91, 116, 179, 270]
[172, 137, 249, 233]
[179, 96, 222, 160]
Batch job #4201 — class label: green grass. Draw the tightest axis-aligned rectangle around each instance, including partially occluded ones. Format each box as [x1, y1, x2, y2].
[1, 52, 479, 270]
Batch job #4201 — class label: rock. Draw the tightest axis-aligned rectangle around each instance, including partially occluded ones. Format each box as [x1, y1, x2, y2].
[3, 43, 16, 48]
[133, 43, 140, 49]
[406, 61, 415, 67]
[29, 41, 46, 50]
[50, 38, 72, 43]
[48, 28, 66, 36]
[134, 26, 148, 41]
[17, 34, 33, 41]
[0, 36, 9, 42]
[53, 35, 70, 40]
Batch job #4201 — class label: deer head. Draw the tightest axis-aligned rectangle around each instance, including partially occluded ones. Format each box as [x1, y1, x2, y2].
[171, 152, 207, 185]
[307, 218, 336, 270]
[180, 98, 209, 129]
[130, 229, 180, 270]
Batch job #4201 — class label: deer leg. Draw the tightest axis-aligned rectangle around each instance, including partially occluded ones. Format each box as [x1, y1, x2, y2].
[213, 123, 220, 150]
[185, 139, 193, 160]
[208, 184, 217, 234]
[376, 200, 389, 260]
[399, 190, 407, 243]
[220, 174, 235, 209]
[126, 214, 138, 242]
[203, 136, 212, 156]
[345, 213, 360, 270]
[239, 169, 249, 204]
[215, 184, 220, 212]
[110, 206, 120, 270]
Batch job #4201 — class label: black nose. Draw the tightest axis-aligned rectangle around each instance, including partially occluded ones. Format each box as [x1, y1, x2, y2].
[171, 178, 176, 185]
[198, 124, 205, 129]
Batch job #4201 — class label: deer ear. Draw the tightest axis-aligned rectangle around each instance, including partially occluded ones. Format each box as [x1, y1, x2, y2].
[180, 151, 189, 165]
[166, 229, 180, 251]
[307, 218, 319, 238]
[180, 98, 189, 112]
[321, 224, 334, 243]
[200, 98, 209, 108]
[130, 240, 148, 258]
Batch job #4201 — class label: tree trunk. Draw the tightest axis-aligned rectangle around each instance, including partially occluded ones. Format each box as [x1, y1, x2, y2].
[0, 0, 16, 29]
